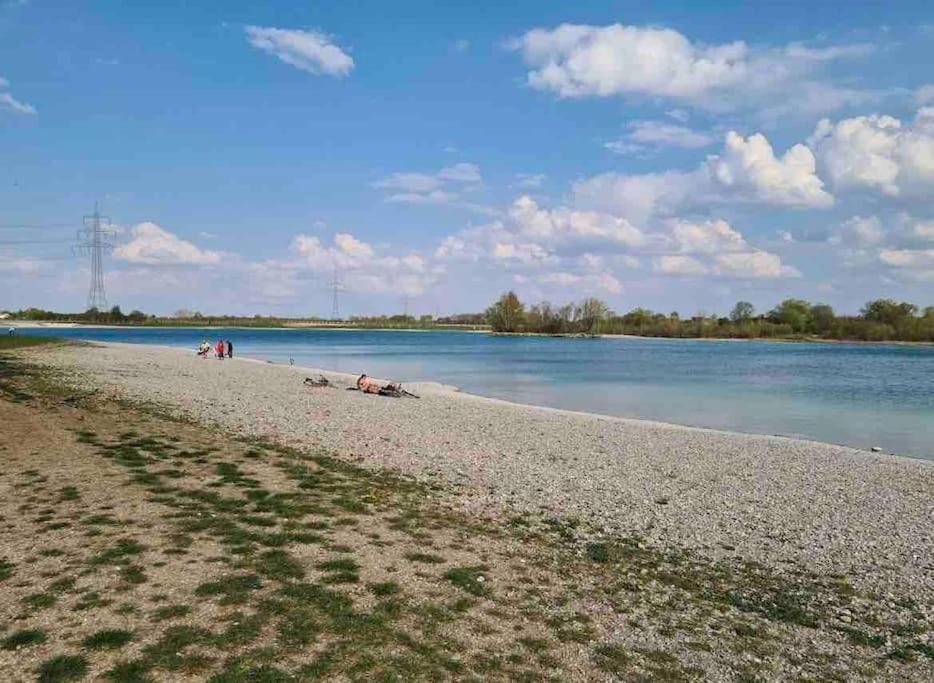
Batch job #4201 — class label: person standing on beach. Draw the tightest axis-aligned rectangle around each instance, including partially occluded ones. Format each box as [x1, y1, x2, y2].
[226, 340, 233, 358]
[216, 340, 225, 359]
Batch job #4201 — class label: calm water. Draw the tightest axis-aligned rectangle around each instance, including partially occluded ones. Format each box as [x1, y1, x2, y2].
[22, 327, 934, 459]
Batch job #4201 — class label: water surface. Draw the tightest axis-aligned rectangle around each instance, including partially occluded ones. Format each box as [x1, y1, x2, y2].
[22, 327, 934, 459]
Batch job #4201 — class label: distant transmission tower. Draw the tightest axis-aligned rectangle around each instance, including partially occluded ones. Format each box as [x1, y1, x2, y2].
[402, 294, 409, 318]
[330, 266, 342, 321]
[73, 203, 115, 310]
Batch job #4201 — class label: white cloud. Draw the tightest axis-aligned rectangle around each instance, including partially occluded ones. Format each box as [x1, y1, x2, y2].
[607, 120, 714, 154]
[654, 255, 709, 276]
[114, 222, 222, 266]
[510, 195, 645, 248]
[533, 270, 622, 293]
[671, 218, 748, 254]
[510, 23, 872, 114]
[292, 233, 440, 295]
[511, 24, 751, 99]
[878, 248, 934, 281]
[712, 250, 800, 279]
[705, 132, 833, 208]
[437, 162, 481, 183]
[374, 163, 481, 204]
[811, 108, 934, 198]
[452, 39, 470, 53]
[916, 84, 934, 105]
[0, 78, 36, 115]
[830, 215, 886, 249]
[576, 130, 832, 222]
[245, 26, 354, 77]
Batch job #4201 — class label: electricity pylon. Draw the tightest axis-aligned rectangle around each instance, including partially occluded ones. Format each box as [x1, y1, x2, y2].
[73, 203, 115, 310]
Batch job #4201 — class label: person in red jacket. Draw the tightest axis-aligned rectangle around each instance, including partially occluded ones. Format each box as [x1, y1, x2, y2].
[216, 340, 225, 359]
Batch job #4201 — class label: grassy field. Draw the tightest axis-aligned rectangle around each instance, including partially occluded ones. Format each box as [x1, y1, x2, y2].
[0, 336, 63, 351]
[0, 347, 931, 681]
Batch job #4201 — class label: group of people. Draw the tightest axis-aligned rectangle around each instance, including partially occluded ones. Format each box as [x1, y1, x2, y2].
[197, 339, 233, 359]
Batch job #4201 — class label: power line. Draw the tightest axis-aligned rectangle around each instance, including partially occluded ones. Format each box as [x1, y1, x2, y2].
[0, 238, 74, 245]
[73, 203, 115, 310]
[0, 223, 72, 229]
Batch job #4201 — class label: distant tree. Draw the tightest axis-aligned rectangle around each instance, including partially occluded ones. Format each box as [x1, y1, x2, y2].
[730, 301, 755, 322]
[810, 304, 836, 334]
[860, 299, 918, 326]
[924, 306, 934, 319]
[109, 305, 125, 319]
[768, 299, 813, 333]
[485, 291, 526, 333]
[575, 298, 609, 335]
[669, 311, 680, 321]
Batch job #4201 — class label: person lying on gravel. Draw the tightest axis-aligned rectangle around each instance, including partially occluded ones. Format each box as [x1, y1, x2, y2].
[353, 374, 418, 398]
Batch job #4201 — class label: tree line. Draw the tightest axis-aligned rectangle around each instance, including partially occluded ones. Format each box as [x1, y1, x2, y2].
[485, 292, 934, 342]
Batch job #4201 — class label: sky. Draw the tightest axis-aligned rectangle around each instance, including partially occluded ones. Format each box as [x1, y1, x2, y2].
[1, 0, 934, 318]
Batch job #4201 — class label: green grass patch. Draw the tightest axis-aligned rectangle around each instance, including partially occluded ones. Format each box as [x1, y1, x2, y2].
[0, 334, 61, 351]
[444, 565, 490, 596]
[83, 629, 134, 650]
[38, 654, 89, 683]
[195, 574, 263, 605]
[404, 552, 446, 564]
[369, 581, 400, 597]
[2, 628, 47, 649]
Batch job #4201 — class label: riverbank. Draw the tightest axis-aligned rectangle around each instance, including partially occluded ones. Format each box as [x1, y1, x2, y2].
[2, 340, 932, 679]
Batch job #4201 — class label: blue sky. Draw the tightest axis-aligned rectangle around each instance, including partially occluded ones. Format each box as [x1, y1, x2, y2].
[1, 0, 933, 317]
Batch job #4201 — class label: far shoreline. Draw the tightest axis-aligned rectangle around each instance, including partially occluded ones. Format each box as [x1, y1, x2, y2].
[8, 320, 934, 347]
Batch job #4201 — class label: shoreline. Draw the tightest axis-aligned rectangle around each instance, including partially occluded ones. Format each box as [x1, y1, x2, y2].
[23, 340, 934, 602]
[72, 340, 922, 460]
[8, 321, 933, 346]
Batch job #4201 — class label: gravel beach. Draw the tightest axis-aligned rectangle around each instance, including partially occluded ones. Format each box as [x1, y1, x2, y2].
[34, 341, 934, 601]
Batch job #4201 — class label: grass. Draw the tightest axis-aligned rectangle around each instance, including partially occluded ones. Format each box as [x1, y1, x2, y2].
[0, 334, 61, 350]
[0, 349, 931, 682]
[444, 565, 490, 596]
[38, 655, 89, 683]
[83, 628, 134, 650]
[2, 628, 47, 649]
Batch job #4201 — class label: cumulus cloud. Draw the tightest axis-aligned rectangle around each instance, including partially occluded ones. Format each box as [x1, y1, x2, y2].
[0, 78, 36, 115]
[712, 250, 800, 279]
[878, 248, 934, 281]
[654, 255, 709, 276]
[654, 218, 798, 279]
[576, 130, 832, 222]
[810, 108, 934, 197]
[292, 232, 440, 295]
[245, 26, 354, 77]
[114, 223, 222, 266]
[374, 163, 482, 204]
[510, 23, 872, 113]
[707, 132, 833, 207]
[509, 195, 646, 248]
[670, 218, 748, 254]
